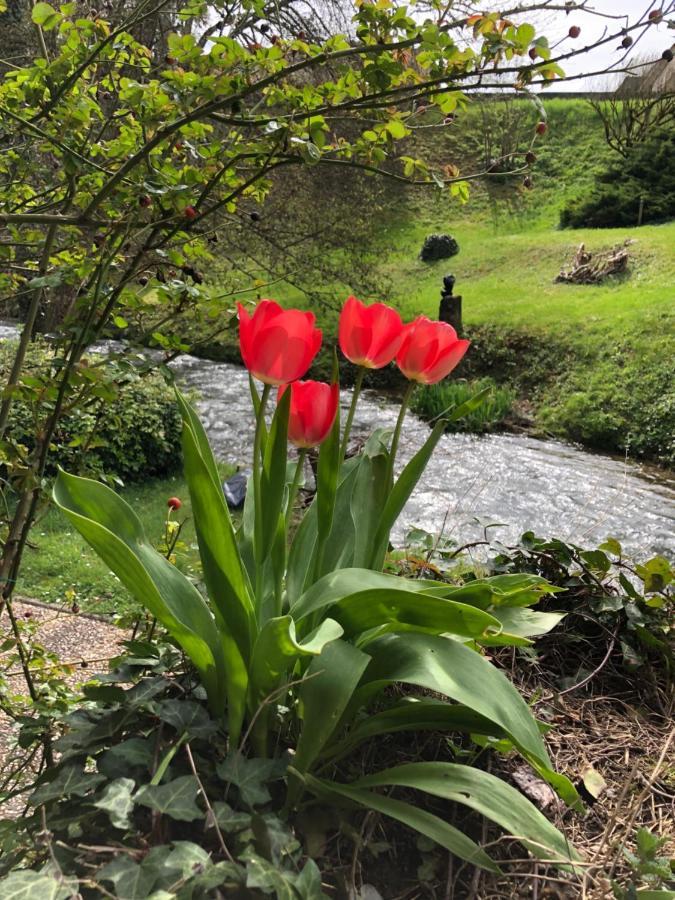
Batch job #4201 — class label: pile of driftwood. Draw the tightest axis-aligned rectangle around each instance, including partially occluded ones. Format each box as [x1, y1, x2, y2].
[556, 240, 633, 284]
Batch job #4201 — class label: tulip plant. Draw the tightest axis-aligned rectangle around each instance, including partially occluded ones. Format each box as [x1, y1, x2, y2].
[54, 297, 582, 873]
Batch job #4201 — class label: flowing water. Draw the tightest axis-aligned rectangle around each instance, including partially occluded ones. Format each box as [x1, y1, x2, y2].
[2, 322, 673, 558]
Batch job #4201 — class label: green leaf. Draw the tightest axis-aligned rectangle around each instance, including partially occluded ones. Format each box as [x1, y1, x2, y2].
[94, 777, 136, 830]
[53, 470, 226, 715]
[176, 392, 254, 739]
[98, 738, 154, 778]
[153, 698, 219, 738]
[248, 615, 343, 709]
[136, 775, 203, 821]
[216, 754, 281, 808]
[315, 367, 340, 552]
[99, 856, 157, 900]
[478, 607, 564, 646]
[354, 762, 582, 867]
[294, 640, 371, 774]
[302, 772, 499, 873]
[323, 699, 508, 762]
[0, 871, 77, 900]
[32, 1, 61, 28]
[370, 419, 447, 568]
[31, 765, 105, 805]
[259, 387, 291, 563]
[359, 633, 581, 808]
[385, 119, 407, 139]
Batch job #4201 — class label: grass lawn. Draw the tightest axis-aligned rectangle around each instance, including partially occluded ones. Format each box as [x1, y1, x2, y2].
[16, 471, 232, 615]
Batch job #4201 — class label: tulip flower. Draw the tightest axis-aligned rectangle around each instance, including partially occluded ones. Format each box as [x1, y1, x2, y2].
[338, 295, 404, 369]
[238, 300, 322, 386]
[396, 316, 470, 385]
[278, 380, 339, 448]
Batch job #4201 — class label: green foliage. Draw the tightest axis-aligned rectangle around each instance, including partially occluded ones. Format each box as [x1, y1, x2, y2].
[560, 130, 675, 229]
[48, 393, 581, 873]
[0, 341, 181, 482]
[411, 377, 516, 433]
[537, 347, 675, 467]
[487, 532, 674, 680]
[613, 828, 675, 898]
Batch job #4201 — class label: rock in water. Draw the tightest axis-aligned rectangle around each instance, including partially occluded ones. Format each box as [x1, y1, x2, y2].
[420, 234, 459, 262]
[223, 471, 249, 509]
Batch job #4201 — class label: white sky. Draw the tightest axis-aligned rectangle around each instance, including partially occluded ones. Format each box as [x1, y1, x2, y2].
[526, 0, 675, 91]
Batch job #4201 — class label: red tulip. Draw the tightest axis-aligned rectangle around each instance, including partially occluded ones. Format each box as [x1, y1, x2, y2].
[396, 316, 470, 384]
[167, 496, 182, 510]
[278, 380, 339, 448]
[238, 300, 322, 385]
[338, 295, 404, 369]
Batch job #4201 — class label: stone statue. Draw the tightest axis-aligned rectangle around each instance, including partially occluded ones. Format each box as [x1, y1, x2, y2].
[439, 273, 462, 334]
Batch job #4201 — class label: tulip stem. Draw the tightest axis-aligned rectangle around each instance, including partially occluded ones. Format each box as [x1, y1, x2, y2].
[387, 381, 415, 487]
[286, 449, 307, 533]
[253, 383, 271, 602]
[339, 367, 365, 461]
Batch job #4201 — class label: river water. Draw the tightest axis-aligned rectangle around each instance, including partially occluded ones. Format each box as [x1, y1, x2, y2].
[2, 323, 673, 558]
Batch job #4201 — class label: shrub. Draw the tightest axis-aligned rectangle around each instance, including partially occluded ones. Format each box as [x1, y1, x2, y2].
[0, 340, 182, 482]
[560, 129, 675, 229]
[412, 377, 516, 433]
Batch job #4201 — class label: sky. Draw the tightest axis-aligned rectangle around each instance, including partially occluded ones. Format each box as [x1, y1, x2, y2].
[525, 0, 675, 91]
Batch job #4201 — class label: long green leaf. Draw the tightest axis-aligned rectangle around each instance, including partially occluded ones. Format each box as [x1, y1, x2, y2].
[358, 632, 581, 808]
[354, 762, 582, 868]
[322, 699, 508, 762]
[261, 388, 290, 560]
[478, 607, 565, 646]
[301, 772, 500, 873]
[294, 640, 370, 775]
[53, 470, 226, 714]
[177, 393, 256, 743]
[248, 616, 343, 709]
[292, 568, 500, 624]
[370, 419, 447, 568]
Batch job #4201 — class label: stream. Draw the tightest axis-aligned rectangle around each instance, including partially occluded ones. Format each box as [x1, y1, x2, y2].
[2, 322, 673, 559]
[170, 353, 675, 560]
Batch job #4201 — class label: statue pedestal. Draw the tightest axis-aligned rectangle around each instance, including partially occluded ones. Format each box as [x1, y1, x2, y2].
[439, 294, 462, 334]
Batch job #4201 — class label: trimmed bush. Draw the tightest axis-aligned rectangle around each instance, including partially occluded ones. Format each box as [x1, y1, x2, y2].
[0, 340, 182, 481]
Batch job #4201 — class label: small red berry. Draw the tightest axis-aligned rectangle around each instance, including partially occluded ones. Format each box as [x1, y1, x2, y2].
[139, 195, 152, 208]
[183, 205, 198, 220]
[568, 25, 580, 38]
[621, 35, 633, 48]
[648, 10, 662, 22]
[535, 121, 547, 135]
[525, 150, 537, 165]
[528, 47, 537, 61]
[167, 496, 182, 510]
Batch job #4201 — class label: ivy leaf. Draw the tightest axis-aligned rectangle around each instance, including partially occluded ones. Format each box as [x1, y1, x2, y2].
[0, 870, 77, 900]
[143, 841, 211, 886]
[216, 754, 282, 808]
[98, 856, 157, 899]
[153, 698, 218, 738]
[210, 801, 251, 832]
[136, 775, 202, 821]
[98, 737, 154, 778]
[31, 766, 106, 805]
[94, 777, 136, 830]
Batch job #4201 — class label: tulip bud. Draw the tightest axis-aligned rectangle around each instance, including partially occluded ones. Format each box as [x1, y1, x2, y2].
[525, 150, 537, 165]
[535, 121, 547, 135]
[167, 496, 182, 510]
